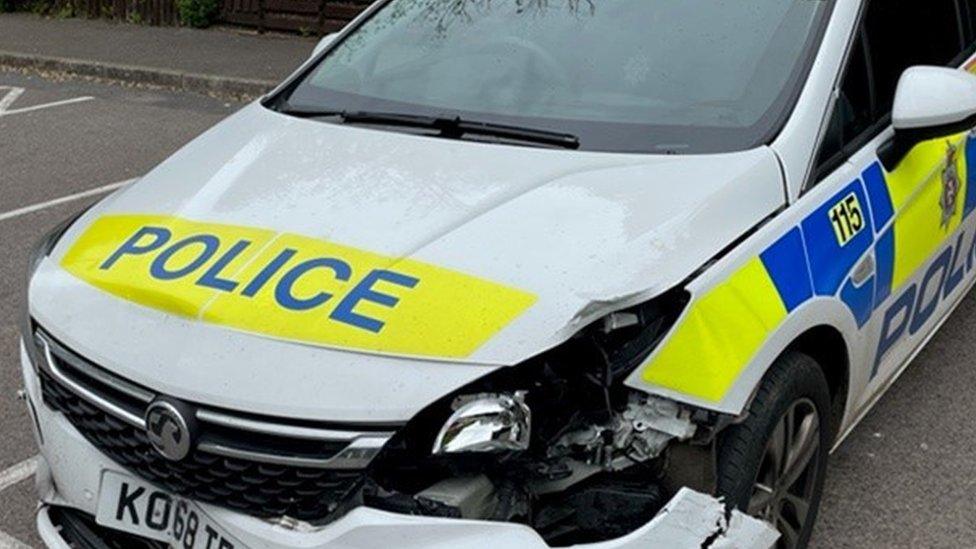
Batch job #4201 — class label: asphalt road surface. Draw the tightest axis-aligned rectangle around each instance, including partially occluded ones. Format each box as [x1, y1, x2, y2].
[1, 70, 976, 548]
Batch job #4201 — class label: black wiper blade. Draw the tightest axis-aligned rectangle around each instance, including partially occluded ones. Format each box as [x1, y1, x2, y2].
[342, 110, 441, 127]
[276, 106, 346, 119]
[451, 118, 580, 150]
[342, 111, 580, 149]
[279, 106, 580, 150]
[279, 107, 442, 127]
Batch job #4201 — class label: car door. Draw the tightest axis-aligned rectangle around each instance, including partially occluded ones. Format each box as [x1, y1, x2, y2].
[808, 0, 974, 415]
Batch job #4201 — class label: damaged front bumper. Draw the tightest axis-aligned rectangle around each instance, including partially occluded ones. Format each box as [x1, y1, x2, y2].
[36, 487, 777, 549]
[22, 351, 775, 548]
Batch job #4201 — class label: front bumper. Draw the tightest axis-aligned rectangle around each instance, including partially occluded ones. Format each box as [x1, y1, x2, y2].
[21, 339, 778, 548]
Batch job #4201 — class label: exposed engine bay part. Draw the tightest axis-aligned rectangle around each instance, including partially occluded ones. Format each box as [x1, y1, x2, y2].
[549, 393, 696, 472]
[416, 475, 498, 520]
[362, 289, 741, 545]
[361, 292, 707, 543]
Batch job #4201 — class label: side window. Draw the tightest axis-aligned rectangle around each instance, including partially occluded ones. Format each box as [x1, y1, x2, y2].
[863, 0, 965, 115]
[961, 0, 976, 55]
[962, 0, 975, 47]
[812, 0, 966, 184]
[815, 32, 872, 173]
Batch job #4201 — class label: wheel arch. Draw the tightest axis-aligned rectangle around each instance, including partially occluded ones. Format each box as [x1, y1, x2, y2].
[783, 324, 851, 441]
[626, 298, 860, 425]
[680, 297, 860, 424]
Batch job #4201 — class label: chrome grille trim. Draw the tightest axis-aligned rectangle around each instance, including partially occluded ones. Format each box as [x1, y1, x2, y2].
[196, 409, 394, 442]
[36, 334, 147, 429]
[33, 328, 397, 469]
[197, 434, 388, 469]
[39, 332, 154, 403]
[39, 373, 365, 520]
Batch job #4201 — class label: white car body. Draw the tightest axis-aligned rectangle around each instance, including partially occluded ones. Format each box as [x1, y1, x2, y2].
[20, 0, 976, 546]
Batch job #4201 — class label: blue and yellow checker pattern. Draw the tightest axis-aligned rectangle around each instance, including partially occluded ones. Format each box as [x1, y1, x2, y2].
[641, 132, 975, 403]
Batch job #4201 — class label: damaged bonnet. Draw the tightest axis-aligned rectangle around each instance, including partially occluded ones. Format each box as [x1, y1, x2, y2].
[50, 105, 786, 365]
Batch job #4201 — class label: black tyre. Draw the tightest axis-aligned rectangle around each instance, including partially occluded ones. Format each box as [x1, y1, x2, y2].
[716, 352, 832, 549]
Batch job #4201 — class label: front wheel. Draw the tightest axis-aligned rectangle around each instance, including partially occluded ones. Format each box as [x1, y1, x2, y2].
[716, 352, 832, 549]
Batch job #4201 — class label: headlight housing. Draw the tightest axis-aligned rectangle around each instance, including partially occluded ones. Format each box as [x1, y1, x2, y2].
[23, 206, 91, 365]
[432, 392, 531, 455]
[367, 287, 690, 474]
[26, 206, 89, 283]
[364, 288, 694, 541]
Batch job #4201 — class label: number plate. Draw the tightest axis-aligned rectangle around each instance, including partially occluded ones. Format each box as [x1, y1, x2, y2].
[95, 471, 245, 549]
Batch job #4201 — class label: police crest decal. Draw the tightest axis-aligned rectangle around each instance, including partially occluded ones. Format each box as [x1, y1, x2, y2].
[941, 141, 961, 230]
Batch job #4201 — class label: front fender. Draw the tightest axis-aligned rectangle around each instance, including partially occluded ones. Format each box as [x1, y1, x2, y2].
[626, 288, 858, 417]
[626, 176, 879, 417]
[717, 298, 860, 416]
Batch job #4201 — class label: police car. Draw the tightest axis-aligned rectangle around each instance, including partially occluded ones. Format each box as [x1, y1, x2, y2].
[20, 0, 976, 547]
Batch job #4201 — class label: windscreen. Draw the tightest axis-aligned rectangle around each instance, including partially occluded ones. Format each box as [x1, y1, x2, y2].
[280, 0, 833, 153]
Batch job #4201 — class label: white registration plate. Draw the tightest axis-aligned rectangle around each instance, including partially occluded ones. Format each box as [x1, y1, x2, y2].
[95, 471, 246, 549]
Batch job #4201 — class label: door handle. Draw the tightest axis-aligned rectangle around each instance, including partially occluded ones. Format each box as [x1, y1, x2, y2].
[852, 254, 875, 287]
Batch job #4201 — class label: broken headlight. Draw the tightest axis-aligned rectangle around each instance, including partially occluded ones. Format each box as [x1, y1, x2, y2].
[432, 392, 531, 455]
[365, 288, 694, 545]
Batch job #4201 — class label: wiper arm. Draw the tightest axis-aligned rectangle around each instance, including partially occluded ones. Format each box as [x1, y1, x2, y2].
[276, 106, 347, 119]
[448, 117, 580, 150]
[278, 107, 580, 150]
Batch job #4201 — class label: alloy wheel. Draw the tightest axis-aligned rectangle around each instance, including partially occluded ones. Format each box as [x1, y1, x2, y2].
[747, 398, 821, 548]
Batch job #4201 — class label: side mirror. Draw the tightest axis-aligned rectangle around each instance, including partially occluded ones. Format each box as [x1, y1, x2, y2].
[312, 33, 339, 58]
[880, 66, 976, 170]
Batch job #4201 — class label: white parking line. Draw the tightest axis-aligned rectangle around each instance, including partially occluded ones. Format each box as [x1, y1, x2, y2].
[0, 530, 31, 549]
[0, 457, 38, 548]
[0, 179, 135, 223]
[1, 85, 110, 549]
[0, 87, 24, 112]
[0, 456, 37, 493]
[0, 96, 94, 117]
[0, 86, 93, 118]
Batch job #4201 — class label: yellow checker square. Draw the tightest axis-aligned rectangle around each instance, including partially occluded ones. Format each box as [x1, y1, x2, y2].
[885, 134, 968, 290]
[640, 257, 787, 402]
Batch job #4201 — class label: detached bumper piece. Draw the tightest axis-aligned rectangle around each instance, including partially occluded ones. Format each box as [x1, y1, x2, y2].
[43, 506, 166, 549]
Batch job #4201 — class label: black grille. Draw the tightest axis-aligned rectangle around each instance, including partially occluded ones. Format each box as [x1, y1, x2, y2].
[48, 506, 167, 549]
[41, 370, 364, 521]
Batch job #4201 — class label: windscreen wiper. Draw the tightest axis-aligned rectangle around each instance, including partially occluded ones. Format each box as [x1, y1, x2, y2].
[279, 107, 580, 150]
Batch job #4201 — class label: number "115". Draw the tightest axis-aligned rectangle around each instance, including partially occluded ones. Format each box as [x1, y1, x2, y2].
[829, 193, 864, 246]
